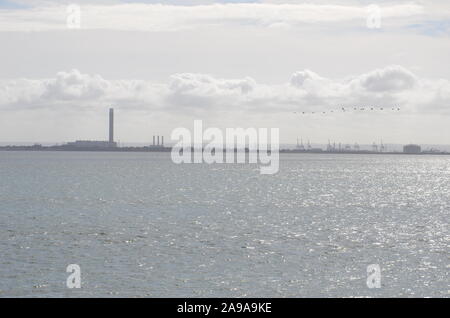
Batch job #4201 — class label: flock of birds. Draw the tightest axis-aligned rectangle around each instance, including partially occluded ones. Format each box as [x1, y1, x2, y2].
[293, 106, 401, 115]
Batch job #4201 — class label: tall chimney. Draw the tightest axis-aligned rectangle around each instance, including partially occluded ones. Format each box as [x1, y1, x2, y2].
[161, 136, 164, 146]
[109, 108, 114, 143]
[153, 136, 155, 146]
[157, 136, 160, 146]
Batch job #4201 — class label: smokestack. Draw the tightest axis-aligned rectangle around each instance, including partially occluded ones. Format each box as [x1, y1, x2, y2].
[153, 136, 155, 146]
[109, 108, 114, 143]
[161, 136, 164, 146]
[157, 136, 160, 146]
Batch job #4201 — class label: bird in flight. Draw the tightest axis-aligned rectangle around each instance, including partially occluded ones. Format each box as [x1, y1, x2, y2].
[293, 106, 401, 116]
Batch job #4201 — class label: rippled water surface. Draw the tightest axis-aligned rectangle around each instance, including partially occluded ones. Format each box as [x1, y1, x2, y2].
[0, 151, 448, 297]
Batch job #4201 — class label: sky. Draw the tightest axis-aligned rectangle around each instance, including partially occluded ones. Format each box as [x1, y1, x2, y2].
[0, 0, 449, 146]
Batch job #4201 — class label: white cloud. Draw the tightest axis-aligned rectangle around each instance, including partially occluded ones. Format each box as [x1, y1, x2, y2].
[350, 65, 417, 92]
[43, 69, 109, 100]
[169, 73, 256, 95]
[1, 66, 449, 115]
[290, 69, 326, 88]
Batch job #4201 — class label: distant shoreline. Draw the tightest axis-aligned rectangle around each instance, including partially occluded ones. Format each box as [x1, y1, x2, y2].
[0, 146, 449, 155]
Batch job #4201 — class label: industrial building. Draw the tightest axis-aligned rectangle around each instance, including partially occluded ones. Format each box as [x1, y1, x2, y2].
[403, 144, 421, 154]
[65, 140, 114, 148]
[64, 108, 117, 148]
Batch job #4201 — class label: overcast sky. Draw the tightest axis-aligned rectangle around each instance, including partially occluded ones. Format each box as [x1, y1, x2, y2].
[0, 0, 449, 145]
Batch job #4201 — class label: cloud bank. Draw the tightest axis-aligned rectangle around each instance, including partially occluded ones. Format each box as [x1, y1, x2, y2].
[0, 3, 427, 32]
[1, 66, 449, 115]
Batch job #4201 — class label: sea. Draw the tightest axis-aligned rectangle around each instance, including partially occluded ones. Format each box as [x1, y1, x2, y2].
[0, 151, 448, 297]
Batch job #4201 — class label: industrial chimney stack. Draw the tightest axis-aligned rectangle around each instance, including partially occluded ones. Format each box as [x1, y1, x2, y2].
[151, 135, 164, 147]
[109, 108, 114, 144]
